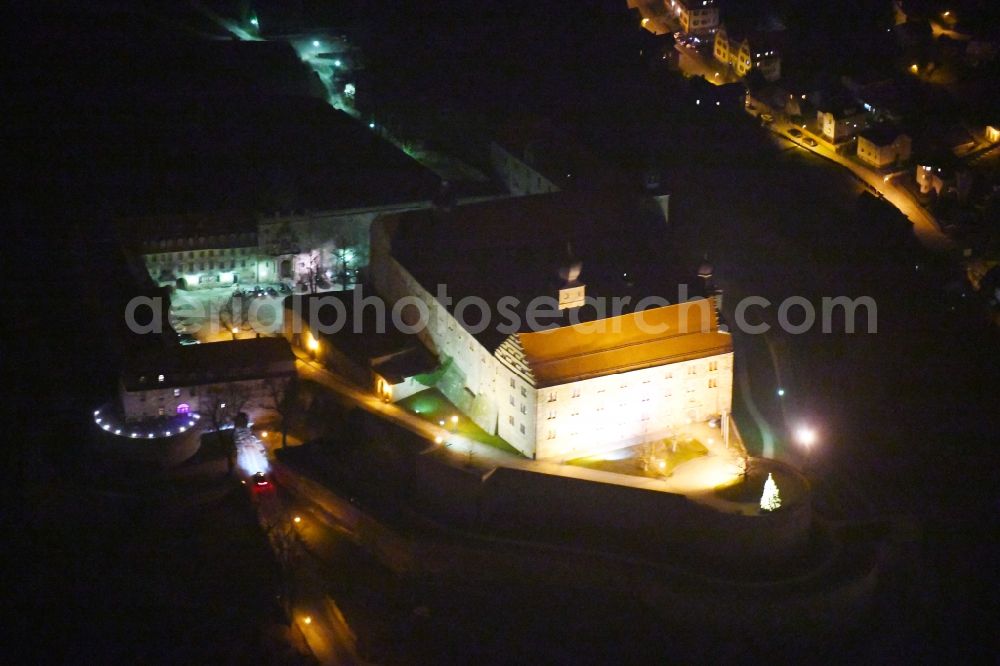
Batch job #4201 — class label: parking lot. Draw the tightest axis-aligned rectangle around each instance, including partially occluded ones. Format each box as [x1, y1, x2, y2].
[169, 284, 289, 343]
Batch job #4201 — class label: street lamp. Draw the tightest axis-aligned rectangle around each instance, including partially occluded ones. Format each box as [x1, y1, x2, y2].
[794, 425, 817, 448]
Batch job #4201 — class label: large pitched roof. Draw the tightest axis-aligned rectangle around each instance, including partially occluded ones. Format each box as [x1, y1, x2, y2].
[859, 125, 907, 146]
[122, 337, 295, 391]
[382, 190, 693, 352]
[516, 301, 731, 387]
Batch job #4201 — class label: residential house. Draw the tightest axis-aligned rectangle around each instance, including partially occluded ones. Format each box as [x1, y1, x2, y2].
[816, 102, 867, 143]
[666, 0, 719, 35]
[857, 126, 912, 168]
[713, 24, 781, 82]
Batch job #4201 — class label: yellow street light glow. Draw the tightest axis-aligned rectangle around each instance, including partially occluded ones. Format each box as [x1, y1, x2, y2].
[306, 335, 320, 351]
[293, 515, 302, 523]
[450, 415, 459, 424]
[261, 431, 268, 438]
[434, 436, 444, 444]
[641, 17, 650, 26]
[303, 616, 312, 625]
[910, 63, 919, 73]
[438, 420, 445, 426]
[232, 327, 239, 334]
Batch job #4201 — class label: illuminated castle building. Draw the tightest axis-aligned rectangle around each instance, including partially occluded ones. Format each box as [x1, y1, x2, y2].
[370, 191, 733, 460]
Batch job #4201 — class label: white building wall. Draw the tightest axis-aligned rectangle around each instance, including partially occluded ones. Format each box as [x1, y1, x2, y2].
[371, 228, 537, 456]
[534, 351, 733, 461]
[489, 143, 560, 196]
[145, 246, 265, 288]
[370, 219, 732, 461]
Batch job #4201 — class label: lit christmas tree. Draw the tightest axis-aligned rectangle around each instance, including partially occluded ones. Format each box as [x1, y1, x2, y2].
[760, 472, 781, 512]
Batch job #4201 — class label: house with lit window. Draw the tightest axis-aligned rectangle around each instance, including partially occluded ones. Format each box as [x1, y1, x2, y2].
[816, 102, 867, 144]
[713, 24, 781, 82]
[118, 337, 296, 423]
[369, 190, 734, 461]
[666, 0, 719, 35]
[856, 126, 912, 168]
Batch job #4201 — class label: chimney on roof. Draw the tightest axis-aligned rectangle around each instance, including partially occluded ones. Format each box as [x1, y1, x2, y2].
[557, 243, 585, 310]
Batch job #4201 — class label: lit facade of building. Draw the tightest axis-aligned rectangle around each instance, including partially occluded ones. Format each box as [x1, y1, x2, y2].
[713, 26, 781, 81]
[129, 202, 477, 292]
[856, 127, 911, 168]
[667, 0, 720, 35]
[817, 105, 867, 143]
[490, 141, 561, 196]
[370, 192, 733, 461]
[119, 338, 296, 423]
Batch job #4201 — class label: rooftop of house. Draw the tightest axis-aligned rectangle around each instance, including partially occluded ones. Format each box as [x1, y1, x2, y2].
[817, 100, 865, 118]
[381, 190, 698, 352]
[859, 125, 908, 146]
[122, 337, 296, 391]
[515, 301, 731, 387]
[119, 211, 259, 254]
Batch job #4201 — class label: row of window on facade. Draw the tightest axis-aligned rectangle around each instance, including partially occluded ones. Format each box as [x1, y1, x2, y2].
[538, 362, 721, 403]
[505, 414, 527, 435]
[146, 234, 254, 251]
[544, 406, 705, 441]
[141, 404, 192, 418]
[137, 386, 198, 401]
[539, 378, 717, 418]
[155, 259, 253, 272]
[149, 247, 257, 262]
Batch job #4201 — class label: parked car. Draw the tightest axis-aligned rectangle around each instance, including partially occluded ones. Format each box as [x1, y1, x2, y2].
[178, 333, 199, 346]
[788, 128, 803, 138]
[760, 113, 774, 124]
[803, 137, 818, 147]
[266, 287, 279, 297]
